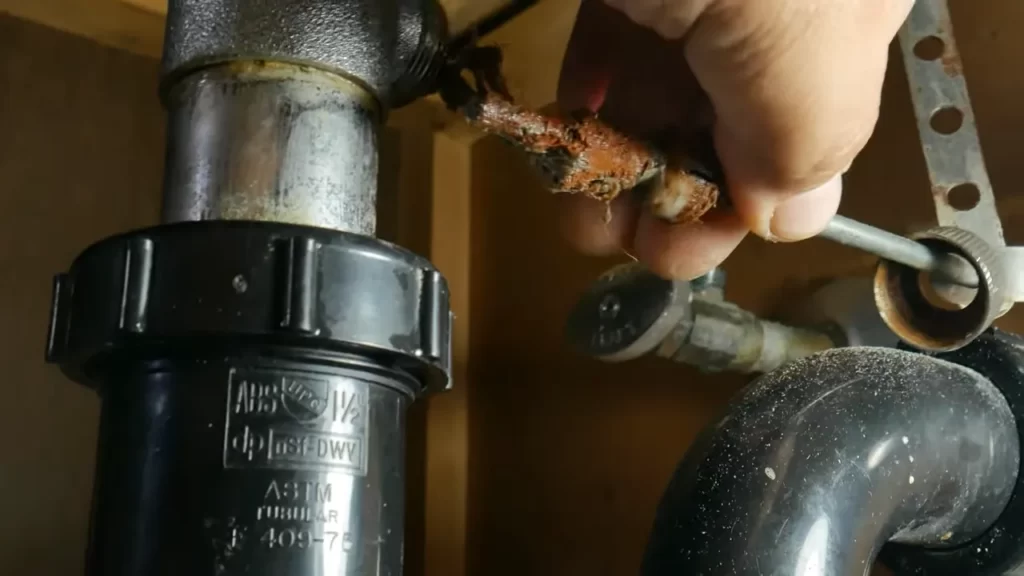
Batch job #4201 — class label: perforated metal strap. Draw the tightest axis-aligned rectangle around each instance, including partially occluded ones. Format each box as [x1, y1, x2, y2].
[898, 0, 1006, 249]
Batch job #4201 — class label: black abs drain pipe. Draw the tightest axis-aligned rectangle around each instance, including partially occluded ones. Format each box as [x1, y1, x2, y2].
[642, 331, 1024, 576]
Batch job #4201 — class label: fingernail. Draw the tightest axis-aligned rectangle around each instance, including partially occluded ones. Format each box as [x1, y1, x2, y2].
[768, 174, 844, 242]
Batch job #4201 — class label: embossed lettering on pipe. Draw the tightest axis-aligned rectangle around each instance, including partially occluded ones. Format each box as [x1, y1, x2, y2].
[223, 368, 370, 475]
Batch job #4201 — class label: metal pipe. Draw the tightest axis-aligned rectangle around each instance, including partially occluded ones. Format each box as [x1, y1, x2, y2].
[161, 62, 380, 234]
[821, 215, 979, 288]
[658, 297, 835, 374]
[642, 347, 1019, 575]
[566, 263, 836, 374]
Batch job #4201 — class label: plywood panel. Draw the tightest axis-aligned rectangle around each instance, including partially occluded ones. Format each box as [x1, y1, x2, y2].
[0, 14, 164, 574]
[420, 124, 478, 576]
[465, 134, 747, 575]
[0, 0, 164, 57]
[486, 0, 577, 108]
[120, 0, 164, 15]
[385, 102, 478, 576]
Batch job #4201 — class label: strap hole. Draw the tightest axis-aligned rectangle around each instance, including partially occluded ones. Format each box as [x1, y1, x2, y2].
[914, 36, 945, 60]
[930, 106, 963, 135]
[946, 183, 981, 211]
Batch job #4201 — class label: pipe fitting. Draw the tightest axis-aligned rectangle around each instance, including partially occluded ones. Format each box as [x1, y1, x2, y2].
[657, 296, 834, 374]
[882, 330, 1024, 574]
[566, 263, 835, 374]
[161, 62, 380, 234]
[642, 344, 1021, 575]
[157, 0, 450, 233]
[565, 263, 693, 363]
[874, 226, 1008, 352]
[161, 0, 448, 108]
[53, 3, 459, 575]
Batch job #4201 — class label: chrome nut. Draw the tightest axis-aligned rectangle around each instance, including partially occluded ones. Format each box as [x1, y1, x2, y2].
[874, 226, 1007, 352]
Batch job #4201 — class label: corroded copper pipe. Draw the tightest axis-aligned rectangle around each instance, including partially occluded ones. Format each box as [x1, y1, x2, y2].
[440, 49, 720, 226]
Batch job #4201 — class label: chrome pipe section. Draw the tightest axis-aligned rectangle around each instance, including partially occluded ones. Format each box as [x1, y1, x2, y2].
[642, 347, 1020, 575]
[161, 62, 380, 234]
[566, 263, 836, 374]
[158, 0, 449, 235]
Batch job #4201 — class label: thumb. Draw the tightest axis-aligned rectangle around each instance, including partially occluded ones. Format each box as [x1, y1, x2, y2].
[764, 173, 844, 242]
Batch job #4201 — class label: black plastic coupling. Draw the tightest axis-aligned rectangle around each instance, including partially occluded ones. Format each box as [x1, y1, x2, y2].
[44, 221, 451, 575]
[46, 220, 451, 394]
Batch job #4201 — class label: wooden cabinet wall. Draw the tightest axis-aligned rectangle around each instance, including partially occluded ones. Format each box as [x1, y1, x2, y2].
[0, 14, 164, 573]
[3, 1, 1024, 575]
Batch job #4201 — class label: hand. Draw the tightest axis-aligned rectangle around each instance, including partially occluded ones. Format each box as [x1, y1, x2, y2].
[558, 0, 914, 279]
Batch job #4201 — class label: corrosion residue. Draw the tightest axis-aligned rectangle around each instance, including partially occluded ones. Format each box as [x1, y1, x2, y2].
[465, 93, 662, 200]
[935, 15, 963, 78]
[648, 159, 721, 224]
[941, 48, 963, 78]
[438, 46, 720, 226]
